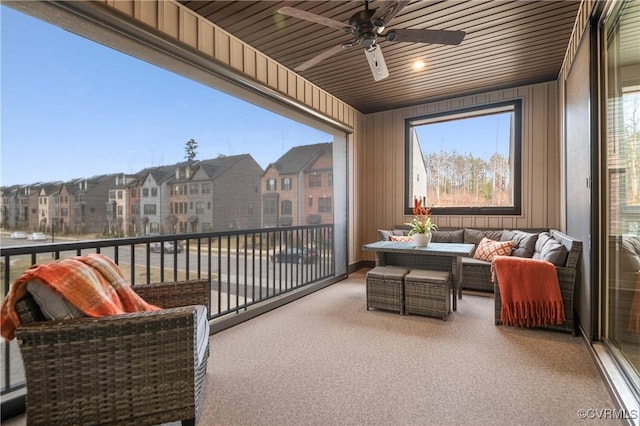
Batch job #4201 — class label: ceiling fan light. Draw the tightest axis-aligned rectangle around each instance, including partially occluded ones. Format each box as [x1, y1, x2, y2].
[412, 60, 427, 70]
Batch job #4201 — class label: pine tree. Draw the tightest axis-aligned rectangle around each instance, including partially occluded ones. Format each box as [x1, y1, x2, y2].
[185, 138, 198, 162]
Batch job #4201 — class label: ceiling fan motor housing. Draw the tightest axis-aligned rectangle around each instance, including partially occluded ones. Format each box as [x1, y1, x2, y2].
[349, 9, 378, 47]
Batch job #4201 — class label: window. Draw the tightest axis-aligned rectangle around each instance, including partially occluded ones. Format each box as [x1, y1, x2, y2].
[190, 183, 198, 194]
[263, 199, 277, 215]
[318, 197, 332, 213]
[281, 200, 292, 215]
[151, 187, 158, 197]
[117, 206, 123, 216]
[281, 177, 292, 191]
[196, 202, 205, 214]
[328, 172, 333, 187]
[405, 100, 522, 215]
[309, 173, 321, 187]
[308, 196, 313, 207]
[266, 178, 276, 191]
[117, 190, 123, 199]
[143, 204, 156, 215]
[142, 188, 149, 197]
[109, 190, 116, 200]
[201, 183, 211, 194]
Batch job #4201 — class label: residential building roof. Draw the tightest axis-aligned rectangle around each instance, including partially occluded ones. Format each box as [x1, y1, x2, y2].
[270, 142, 331, 175]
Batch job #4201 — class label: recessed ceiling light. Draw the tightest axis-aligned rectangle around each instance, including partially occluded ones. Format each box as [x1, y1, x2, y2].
[412, 60, 427, 70]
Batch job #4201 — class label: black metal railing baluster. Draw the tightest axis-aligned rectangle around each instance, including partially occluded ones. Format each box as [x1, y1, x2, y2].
[0, 224, 335, 401]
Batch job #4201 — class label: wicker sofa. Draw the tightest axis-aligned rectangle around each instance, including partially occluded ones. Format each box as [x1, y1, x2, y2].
[379, 227, 582, 334]
[13, 279, 210, 426]
[383, 227, 580, 290]
[493, 230, 582, 334]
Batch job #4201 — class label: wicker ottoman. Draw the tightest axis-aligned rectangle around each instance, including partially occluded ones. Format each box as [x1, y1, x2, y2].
[366, 266, 409, 314]
[404, 269, 452, 320]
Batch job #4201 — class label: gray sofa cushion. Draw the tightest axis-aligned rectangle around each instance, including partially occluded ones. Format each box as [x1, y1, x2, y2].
[378, 229, 393, 241]
[195, 305, 210, 365]
[464, 229, 504, 245]
[533, 232, 568, 266]
[26, 280, 84, 320]
[432, 229, 464, 243]
[501, 230, 539, 258]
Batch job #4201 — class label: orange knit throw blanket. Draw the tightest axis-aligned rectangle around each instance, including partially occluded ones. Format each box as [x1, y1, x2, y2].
[491, 256, 564, 327]
[1, 253, 160, 340]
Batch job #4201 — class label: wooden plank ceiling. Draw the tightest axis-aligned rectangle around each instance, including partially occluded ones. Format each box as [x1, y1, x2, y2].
[179, 0, 581, 114]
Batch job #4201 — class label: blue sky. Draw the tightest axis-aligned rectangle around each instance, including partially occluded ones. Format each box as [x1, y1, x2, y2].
[415, 112, 512, 159]
[0, 6, 332, 187]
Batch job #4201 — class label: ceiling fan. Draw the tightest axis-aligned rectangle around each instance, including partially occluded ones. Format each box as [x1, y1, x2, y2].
[277, 0, 466, 81]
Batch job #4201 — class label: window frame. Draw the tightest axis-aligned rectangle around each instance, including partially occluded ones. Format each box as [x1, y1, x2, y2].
[404, 99, 522, 216]
[281, 199, 292, 215]
[318, 197, 332, 213]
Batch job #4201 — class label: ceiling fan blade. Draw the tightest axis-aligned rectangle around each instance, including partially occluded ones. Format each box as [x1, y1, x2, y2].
[295, 44, 351, 72]
[364, 44, 389, 82]
[386, 28, 466, 45]
[277, 6, 350, 32]
[375, 0, 410, 25]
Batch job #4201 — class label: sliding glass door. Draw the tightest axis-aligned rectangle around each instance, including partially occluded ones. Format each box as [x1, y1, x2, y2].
[603, 0, 640, 398]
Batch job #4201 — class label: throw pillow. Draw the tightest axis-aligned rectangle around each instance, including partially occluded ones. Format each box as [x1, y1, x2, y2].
[378, 229, 393, 241]
[26, 280, 84, 320]
[390, 235, 413, 242]
[473, 237, 514, 262]
[532, 232, 568, 266]
[501, 230, 539, 258]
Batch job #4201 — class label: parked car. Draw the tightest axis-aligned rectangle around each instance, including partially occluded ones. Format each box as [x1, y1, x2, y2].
[10, 231, 27, 239]
[27, 232, 48, 241]
[271, 248, 317, 264]
[150, 241, 184, 253]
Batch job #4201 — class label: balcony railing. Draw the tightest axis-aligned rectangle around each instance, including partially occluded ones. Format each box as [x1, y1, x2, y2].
[0, 224, 335, 411]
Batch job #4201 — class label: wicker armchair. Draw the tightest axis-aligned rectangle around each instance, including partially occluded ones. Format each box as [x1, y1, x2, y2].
[14, 279, 210, 426]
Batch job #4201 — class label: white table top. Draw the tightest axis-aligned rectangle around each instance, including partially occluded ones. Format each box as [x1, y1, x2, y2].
[362, 240, 475, 257]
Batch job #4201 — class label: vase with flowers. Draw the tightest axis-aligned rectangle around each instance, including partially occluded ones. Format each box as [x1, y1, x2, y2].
[406, 198, 438, 247]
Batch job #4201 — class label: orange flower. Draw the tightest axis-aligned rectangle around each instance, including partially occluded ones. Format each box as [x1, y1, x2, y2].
[412, 198, 431, 217]
[407, 198, 437, 235]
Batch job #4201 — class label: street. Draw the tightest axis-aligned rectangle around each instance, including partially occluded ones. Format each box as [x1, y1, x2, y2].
[1, 234, 328, 313]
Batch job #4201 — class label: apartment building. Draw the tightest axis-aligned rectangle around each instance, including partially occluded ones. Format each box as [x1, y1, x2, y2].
[139, 166, 174, 235]
[36, 182, 62, 233]
[262, 142, 333, 228]
[186, 155, 263, 232]
[106, 174, 139, 237]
